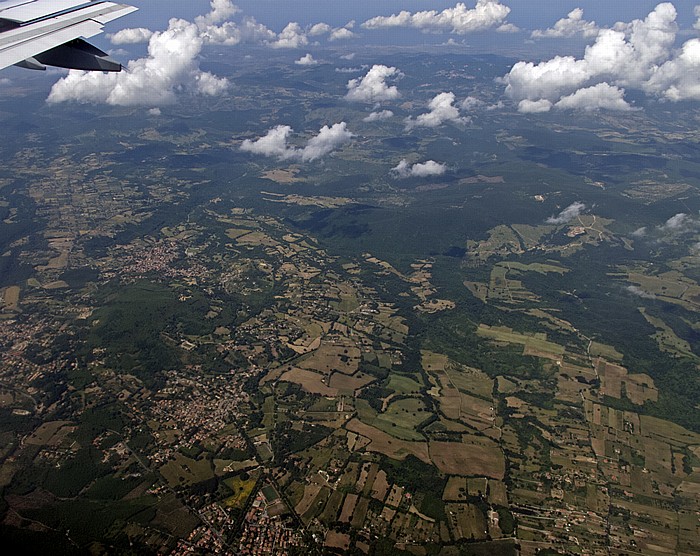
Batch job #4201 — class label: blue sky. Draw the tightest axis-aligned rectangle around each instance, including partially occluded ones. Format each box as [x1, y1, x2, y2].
[125, 1, 700, 33]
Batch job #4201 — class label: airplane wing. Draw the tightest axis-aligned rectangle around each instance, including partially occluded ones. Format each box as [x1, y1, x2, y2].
[0, 0, 137, 72]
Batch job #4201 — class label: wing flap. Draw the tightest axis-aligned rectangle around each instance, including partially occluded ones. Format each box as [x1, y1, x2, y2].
[0, 19, 102, 68]
[92, 4, 136, 25]
[35, 37, 122, 71]
[0, 1, 92, 23]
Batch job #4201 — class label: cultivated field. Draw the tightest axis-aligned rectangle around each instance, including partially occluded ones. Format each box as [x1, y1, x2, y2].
[429, 436, 505, 479]
[345, 419, 430, 462]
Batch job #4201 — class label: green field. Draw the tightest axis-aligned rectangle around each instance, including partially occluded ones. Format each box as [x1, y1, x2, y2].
[159, 454, 214, 487]
[387, 374, 424, 395]
[477, 325, 565, 356]
[223, 471, 260, 509]
[357, 398, 429, 441]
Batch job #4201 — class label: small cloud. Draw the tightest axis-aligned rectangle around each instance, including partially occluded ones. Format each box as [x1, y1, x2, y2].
[241, 125, 293, 159]
[546, 201, 586, 224]
[340, 53, 355, 60]
[405, 92, 468, 129]
[195, 1, 274, 46]
[392, 159, 447, 178]
[270, 22, 309, 48]
[235, 17, 277, 45]
[461, 96, 484, 110]
[554, 83, 634, 112]
[295, 53, 318, 66]
[195, 0, 240, 26]
[240, 123, 353, 162]
[363, 110, 394, 122]
[308, 23, 332, 36]
[305, 21, 356, 42]
[108, 27, 154, 45]
[518, 99, 553, 113]
[661, 212, 689, 231]
[497, 23, 520, 33]
[336, 65, 367, 74]
[362, 1, 511, 35]
[626, 285, 655, 299]
[300, 122, 354, 161]
[531, 8, 599, 39]
[346, 64, 401, 102]
[148, 107, 161, 116]
[195, 71, 229, 96]
[634, 213, 700, 243]
[329, 27, 356, 41]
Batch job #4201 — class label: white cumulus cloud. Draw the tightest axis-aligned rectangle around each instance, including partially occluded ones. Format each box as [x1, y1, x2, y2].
[195, 0, 240, 27]
[504, 3, 700, 111]
[194, 0, 273, 46]
[194, 2, 338, 49]
[546, 201, 586, 224]
[270, 22, 309, 48]
[195, 71, 229, 96]
[554, 83, 634, 111]
[392, 160, 447, 178]
[240, 123, 353, 162]
[300, 123, 354, 161]
[645, 38, 700, 101]
[47, 17, 228, 106]
[294, 21, 357, 43]
[308, 23, 332, 36]
[241, 125, 293, 159]
[237, 18, 278, 44]
[363, 110, 394, 122]
[259, 20, 357, 48]
[506, 55, 590, 106]
[405, 92, 468, 129]
[346, 65, 401, 102]
[497, 23, 519, 33]
[330, 27, 357, 41]
[518, 99, 553, 113]
[362, 1, 511, 35]
[49, 0, 368, 104]
[295, 54, 318, 66]
[100, 1, 358, 58]
[108, 27, 154, 45]
[531, 8, 599, 39]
